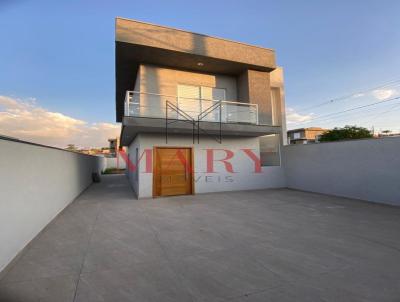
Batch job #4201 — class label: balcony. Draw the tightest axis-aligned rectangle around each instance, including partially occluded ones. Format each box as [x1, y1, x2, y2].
[124, 91, 259, 124]
[120, 91, 281, 145]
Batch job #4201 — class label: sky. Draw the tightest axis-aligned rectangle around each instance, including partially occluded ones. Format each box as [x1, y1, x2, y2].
[0, 0, 400, 147]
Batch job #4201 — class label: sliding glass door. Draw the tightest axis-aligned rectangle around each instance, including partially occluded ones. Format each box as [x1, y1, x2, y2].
[177, 84, 226, 121]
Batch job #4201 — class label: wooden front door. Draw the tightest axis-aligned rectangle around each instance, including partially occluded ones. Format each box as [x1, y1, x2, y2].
[153, 147, 193, 197]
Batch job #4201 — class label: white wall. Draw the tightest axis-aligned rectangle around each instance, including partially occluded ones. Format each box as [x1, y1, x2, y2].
[126, 136, 140, 196]
[128, 133, 286, 198]
[103, 153, 127, 170]
[283, 137, 400, 206]
[0, 139, 101, 273]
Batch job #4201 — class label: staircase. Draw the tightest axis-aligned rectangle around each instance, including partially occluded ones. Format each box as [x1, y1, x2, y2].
[165, 100, 222, 144]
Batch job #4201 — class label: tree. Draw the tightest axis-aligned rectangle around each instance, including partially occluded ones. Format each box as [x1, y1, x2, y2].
[319, 125, 373, 142]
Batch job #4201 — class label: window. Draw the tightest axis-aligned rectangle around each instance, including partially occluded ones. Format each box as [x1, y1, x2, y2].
[177, 84, 226, 120]
[200, 86, 226, 101]
[177, 84, 201, 99]
[177, 85, 201, 118]
[293, 132, 301, 139]
[200, 87, 226, 121]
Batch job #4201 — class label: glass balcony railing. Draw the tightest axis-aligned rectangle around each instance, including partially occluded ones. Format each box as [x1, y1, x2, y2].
[124, 91, 259, 124]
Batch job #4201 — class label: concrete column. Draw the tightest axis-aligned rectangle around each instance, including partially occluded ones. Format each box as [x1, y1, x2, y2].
[238, 69, 272, 125]
[270, 68, 287, 145]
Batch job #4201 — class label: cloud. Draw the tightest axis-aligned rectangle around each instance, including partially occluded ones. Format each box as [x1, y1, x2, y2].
[352, 93, 364, 98]
[0, 95, 120, 148]
[372, 89, 396, 100]
[286, 107, 313, 124]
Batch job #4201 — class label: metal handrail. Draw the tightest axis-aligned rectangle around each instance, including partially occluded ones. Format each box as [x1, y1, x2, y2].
[166, 101, 194, 121]
[125, 90, 260, 144]
[165, 101, 196, 144]
[197, 101, 222, 144]
[124, 90, 258, 125]
[125, 90, 259, 105]
[198, 101, 222, 121]
[164, 100, 223, 144]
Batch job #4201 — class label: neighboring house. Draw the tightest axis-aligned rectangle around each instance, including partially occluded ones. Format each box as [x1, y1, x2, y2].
[287, 127, 328, 144]
[104, 137, 126, 170]
[377, 132, 400, 138]
[108, 137, 119, 156]
[115, 18, 287, 198]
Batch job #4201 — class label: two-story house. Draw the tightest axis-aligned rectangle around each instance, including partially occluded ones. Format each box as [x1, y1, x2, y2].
[115, 18, 287, 198]
[287, 127, 328, 144]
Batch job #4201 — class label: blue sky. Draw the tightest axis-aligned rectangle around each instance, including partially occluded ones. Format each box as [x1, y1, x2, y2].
[1, 0, 400, 146]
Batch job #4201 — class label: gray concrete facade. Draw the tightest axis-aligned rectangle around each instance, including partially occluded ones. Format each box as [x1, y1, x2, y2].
[283, 136, 400, 206]
[1, 175, 400, 301]
[115, 17, 282, 126]
[120, 116, 281, 146]
[126, 134, 286, 198]
[116, 19, 287, 189]
[137, 64, 238, 101]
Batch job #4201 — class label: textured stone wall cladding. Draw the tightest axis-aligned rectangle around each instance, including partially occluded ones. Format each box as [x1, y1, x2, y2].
[247, 70, 272, 124]
[283, 137, 400, 206]
[116, 18, 276, 68]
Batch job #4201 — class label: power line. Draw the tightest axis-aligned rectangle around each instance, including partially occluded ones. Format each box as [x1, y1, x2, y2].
[365, 102, 400, 125]
[312, 100, 400, 125]
[294, 78, 400, 113]
[291, 96, 400, 126]
[297, 98, 400, 126]
[303, 103, 397, 126]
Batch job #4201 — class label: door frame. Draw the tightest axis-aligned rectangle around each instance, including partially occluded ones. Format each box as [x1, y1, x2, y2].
[152, 146, 195, 197]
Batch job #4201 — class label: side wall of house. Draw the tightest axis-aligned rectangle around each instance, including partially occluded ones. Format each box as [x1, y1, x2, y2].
[0, 139, 101, 275]
[258, 67, 287, 166]
[132, 133, 286, 198]
[283, 137, 400, 206]
[126, 136, 140, 196]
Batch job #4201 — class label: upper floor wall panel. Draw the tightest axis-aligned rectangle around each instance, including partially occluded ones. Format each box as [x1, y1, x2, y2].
[138, 64, 238, 101]
[116, 17, 278, 122]
[116, 18, 276, 73]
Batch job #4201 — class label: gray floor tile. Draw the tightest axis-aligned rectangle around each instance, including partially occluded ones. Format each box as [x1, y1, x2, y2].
[2, 174, 400, 302]
[0, 274, 77, 302]
[74, 262, 194, 302]
[171, 249, 286, 301]
[1, 244, 84, 283]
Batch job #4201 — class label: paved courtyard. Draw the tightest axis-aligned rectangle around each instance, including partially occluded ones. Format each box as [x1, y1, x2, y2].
[1, 174, 400, 301]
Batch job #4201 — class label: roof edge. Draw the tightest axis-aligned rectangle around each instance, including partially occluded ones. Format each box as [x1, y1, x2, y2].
[115, 17, 275, 53]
